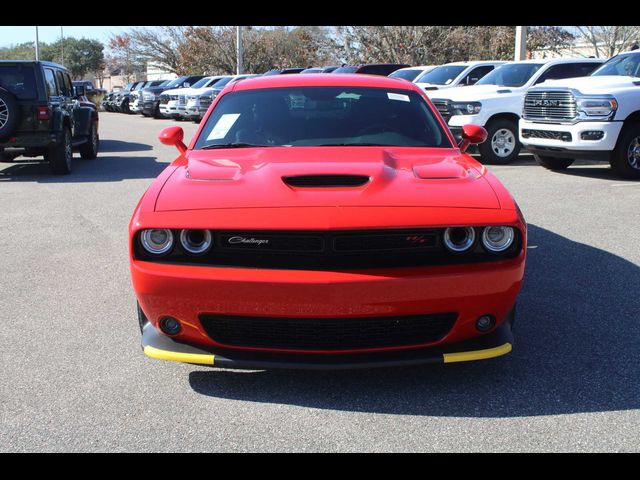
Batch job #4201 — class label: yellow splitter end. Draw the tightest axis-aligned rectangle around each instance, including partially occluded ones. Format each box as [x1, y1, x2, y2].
[442, 343, 512, 363]
[144, 345, 215, 366]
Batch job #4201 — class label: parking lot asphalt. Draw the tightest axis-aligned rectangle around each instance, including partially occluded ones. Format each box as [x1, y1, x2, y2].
[1, 112, 639, 452]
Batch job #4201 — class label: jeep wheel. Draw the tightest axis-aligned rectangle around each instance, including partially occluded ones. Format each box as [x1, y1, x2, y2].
[534, 155, 574, 171]
[46, 128, 73, 175]
[0, 87, 20, 138]
[79, 122, 99, 160]
[610, 124, 640, 179]
[477, 119, 521, 165]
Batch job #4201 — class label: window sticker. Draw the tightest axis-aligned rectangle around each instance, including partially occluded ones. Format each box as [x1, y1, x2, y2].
[444, 78, 453, 85]
[207, 113, 241, 140]
[337, 92, 361, 100]
[387, 92, 410, 102]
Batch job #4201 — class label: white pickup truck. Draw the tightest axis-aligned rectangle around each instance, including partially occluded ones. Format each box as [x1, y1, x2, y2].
[520, 50, 640, 179]
[429, 58, 604, 164]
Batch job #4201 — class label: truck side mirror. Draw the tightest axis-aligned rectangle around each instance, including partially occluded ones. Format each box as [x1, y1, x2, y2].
[459, 124, 487, 153]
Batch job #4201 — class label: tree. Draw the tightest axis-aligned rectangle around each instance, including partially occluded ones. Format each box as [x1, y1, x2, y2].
[108, 34, 146, 82]
[575, 26, 640, 57]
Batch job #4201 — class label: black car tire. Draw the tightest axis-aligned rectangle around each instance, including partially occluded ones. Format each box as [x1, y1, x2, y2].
[534, 155, 575, 170]
[79, 122, 99, 160]
[0, 87, 20, 138]
[610, 123, 640, 180]
[122, 99, 130, 114]
[46, 127, 73, 175]
[477, 118, 521, 165]
[153, 104, 162, 119]
[0, 150, 19, 162]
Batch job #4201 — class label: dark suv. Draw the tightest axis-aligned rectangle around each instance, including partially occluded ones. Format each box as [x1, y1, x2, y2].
[332, 64, 411, 76]
[0, 61, 99, 174]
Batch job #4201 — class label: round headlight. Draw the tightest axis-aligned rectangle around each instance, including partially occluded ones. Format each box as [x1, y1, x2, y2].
[140, 229, 174, 255]
[482, 226, 515, 252]
[180, 229, 212, 255]
[443, 227, 476, 252]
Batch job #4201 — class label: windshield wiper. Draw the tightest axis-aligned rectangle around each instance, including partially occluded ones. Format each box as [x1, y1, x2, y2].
[314, 142, 394, 147]
[201, 142, 272, 149]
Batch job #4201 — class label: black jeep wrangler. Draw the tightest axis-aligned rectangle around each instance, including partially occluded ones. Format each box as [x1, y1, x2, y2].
[0, 61, 99, 174]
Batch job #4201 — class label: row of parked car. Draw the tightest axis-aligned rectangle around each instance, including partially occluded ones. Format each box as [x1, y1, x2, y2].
[103, 52, 640, 179]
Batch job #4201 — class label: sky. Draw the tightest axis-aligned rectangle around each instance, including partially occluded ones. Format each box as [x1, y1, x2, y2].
[0, 26, 143, 48]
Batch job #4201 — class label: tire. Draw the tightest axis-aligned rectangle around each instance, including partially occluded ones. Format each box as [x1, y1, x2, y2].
[153, 104, 162, 119]
[534, 155, 574, 171]
[610, 123, 640, 179]
[477, 118, 521, 165]
[46, 128, 73, 175]
[0, 150, 19, 162]
[122, 99, 130, 114]
[0, 87, 20, 138]
[79, 122, 99, 160]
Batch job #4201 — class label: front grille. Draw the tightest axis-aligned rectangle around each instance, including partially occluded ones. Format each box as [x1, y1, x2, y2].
[199, 97, 212, 109]
[135, 228, 522, 270]
[431, 99, 451, 121]
[199, 312, 458, 351]
[523, 90, 577, 121]
[187, 95, 198, 102]
[178, 95, 186, 105]
[521, 129, 572, 142]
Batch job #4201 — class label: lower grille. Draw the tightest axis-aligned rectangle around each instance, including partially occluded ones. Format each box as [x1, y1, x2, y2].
[521, 129, 572, 142]
[199, 312, 458, 351]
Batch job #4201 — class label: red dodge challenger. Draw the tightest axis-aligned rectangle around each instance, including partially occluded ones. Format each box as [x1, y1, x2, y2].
[129, 73, 526, 369]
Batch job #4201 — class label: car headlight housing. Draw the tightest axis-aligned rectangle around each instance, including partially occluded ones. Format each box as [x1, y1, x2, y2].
[450, 102, 482, 115]
[140, 229, 174, 255]
[443, 227, 476, 252]
[143, 92, 157, 101]
[180, 229, 213, 255]
[576, 97, 617, 117]
[481, 226, 515, 252]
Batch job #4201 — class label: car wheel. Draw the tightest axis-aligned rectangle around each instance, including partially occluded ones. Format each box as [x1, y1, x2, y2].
[0, 87, 20, 138]
[46, 127, 73, 175]
[153, 104, 162, 119]
[610, 123, 640, 179]
[534, 155, 574, 171]
[79, 122, 99, 160]
[477, 119, 521, 165]
[0, 150, 19, 162]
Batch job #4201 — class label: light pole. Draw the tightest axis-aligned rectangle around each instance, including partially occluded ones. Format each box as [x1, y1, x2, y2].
[35, 26, 39, 61]
[236, 26, 244, 75]
[515, 26, 527, 61]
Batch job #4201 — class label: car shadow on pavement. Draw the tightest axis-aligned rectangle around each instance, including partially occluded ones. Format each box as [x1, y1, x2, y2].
[98, 139, 153, 153]
[0, 154, 167, 183]
[189, 224, 640, 418]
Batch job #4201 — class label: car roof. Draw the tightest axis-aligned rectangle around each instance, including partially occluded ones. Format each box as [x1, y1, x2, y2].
[506, 57, 604, 65]
[440, 60, 506, 67]
[232, 73, 419, 92]
[0, 60, 67, 70]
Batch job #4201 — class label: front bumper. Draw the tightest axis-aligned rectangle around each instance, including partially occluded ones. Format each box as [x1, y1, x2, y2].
[160, 101, 185, 117]
[519, 119, 623, 152]
[141, 309, 515, 370]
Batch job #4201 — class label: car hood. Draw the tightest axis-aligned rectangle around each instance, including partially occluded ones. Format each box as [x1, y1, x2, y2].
[155, 147, 502, 212]
[430, 84, 525, 102]
[534, 75, 640, 95]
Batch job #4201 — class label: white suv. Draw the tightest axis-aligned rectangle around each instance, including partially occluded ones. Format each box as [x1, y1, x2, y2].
[430, 58, 604, 164]
[520, 50, 640, 179]
[415, 61, 505, 91]
[159, 76, 225, 119]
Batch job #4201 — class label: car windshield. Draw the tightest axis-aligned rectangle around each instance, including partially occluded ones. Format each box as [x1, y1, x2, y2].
[0, 65, 37, 99]
[476, 63, 544, 87]
[164, 77, 187, 89]
[414, 65, 467, 85]
[591, 53, 640, 77]
[191, 77, 214, 89]
[389, 69, 425, 81]
[211, 76, 234, 90]
[194, 86, 451, 149]
[333, 66, 359, 74]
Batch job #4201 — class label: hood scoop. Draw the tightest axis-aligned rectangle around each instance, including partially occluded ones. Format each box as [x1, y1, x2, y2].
[283, 174, 371, 188]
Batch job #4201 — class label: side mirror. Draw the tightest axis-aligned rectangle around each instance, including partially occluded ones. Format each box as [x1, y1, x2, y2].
[74, 85, 86, 97]
[159, 126, 187, 154]
[458, 124, 487, 153]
